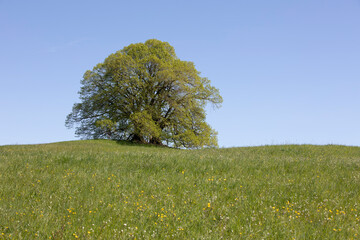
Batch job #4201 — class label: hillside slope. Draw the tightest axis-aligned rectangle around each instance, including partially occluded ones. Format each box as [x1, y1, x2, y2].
[1, 140, 360, 239]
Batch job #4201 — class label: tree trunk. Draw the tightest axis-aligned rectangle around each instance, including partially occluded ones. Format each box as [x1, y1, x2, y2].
[131, 134, 144, 143]
[150, 137, 162, 145]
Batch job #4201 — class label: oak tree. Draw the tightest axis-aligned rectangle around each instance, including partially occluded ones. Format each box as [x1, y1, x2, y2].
[66, 39, 222, 148]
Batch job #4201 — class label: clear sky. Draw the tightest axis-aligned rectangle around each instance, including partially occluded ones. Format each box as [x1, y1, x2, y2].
[1, 0, 359, 147]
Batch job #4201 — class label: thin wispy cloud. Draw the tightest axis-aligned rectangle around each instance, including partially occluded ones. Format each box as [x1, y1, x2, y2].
[48, 38, 89, 53]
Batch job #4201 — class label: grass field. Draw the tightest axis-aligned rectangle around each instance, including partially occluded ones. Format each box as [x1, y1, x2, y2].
[1, 140, 360, 239]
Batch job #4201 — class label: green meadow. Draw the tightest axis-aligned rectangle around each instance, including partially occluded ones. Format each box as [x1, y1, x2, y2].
[1, 140, 360, 239]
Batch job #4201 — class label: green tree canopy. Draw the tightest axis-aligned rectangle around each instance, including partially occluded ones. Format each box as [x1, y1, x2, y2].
[66, 39, 222, 148]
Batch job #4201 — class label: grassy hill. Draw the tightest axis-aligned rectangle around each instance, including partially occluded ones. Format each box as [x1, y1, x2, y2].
[1, 140, 360, 239]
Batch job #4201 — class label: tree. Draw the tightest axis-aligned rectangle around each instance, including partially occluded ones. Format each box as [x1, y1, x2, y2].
[65, 39, 222, 148]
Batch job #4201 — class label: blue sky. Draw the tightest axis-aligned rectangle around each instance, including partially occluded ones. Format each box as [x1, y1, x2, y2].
[1, 0, 359, 147]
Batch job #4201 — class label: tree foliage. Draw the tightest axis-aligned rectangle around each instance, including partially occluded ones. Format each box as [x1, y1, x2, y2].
[66, 39, 222, 148]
